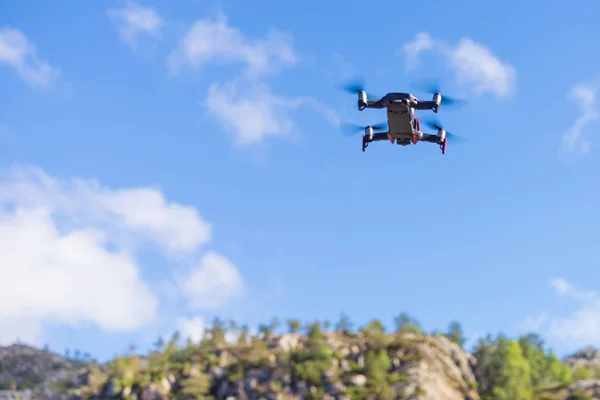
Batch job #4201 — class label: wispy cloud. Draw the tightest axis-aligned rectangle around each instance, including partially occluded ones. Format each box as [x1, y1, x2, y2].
[561, 83, 599, 154]
[401, 32, 516, 99]
[167, 13, 339, 146]
[0, 27, 60, 88]
[181, 251, 244, 310]
[107, 1, 163, 49]
[167, 13, 297, 78]
[402, 32, 434, 70]
[205, 79, 340, 145]
[517, 312, 549, 332]
[518, 278, 600, 349]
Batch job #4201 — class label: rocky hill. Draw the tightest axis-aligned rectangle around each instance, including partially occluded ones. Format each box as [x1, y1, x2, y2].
[0, 319, 598, 399]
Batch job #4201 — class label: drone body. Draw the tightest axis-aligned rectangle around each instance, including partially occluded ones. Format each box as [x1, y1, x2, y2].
[358, 91, 448, 153]
[344, 82, 464, 154]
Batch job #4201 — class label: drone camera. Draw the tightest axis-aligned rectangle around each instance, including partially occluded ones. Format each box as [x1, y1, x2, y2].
[358, 91, 367, 111]
[364, 126, 374, 141]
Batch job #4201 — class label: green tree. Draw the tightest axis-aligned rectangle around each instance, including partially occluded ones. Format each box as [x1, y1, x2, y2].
[259, 323, 273, 340]
[364, 319, 385, 335]
[237, 324, 249, 345]
[473, 334, 513, 398]
[335, 312, 353, 334]
[362, 320, 387, 350]
[178, 371, 212, 399]
[153, 336, 165, 351]
[168, 331, 181, 348]
[227, 319, 237, 332]
[572, 365, 593, 381]
[491, 340, 534, 400]
[269, 317, 280, 333]
[307, 321, 323, 338]
[209, 317, 227, 346]
[543, 351, 572, 386]
[287, 319, 301, 333]
[394, 312, 421, 334]
[365, 349, 391, 387]
[446, 321, 465, 348]
[518, 333, 546, 387]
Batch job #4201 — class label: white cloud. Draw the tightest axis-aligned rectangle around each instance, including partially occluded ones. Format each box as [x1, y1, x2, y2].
[0, 165, 212, 255]
[520, 278, 600, 349]
[177, 315, 206, 343]
[561, 83, 599, 154]
[402, 32, 433, 70]
[107, 1, 163, 49]
[183, 251, 243, 310]
[550, 277, 572, 294]
[0, 317, 44, 346]
[205, 79, 340, 145]
[0, 27, 60, 88]
[175, 315, 241, 345]
[447, 38, 516, 98]
[0, 164, 244, 346]
[167, 13, 297, 77]
[168, 12, 338, 146]
[205, 80, 296, 145]
[225, 330, 240, 344]
[517, 312, 549, 332]
[401, 33, 516, 99]
[549, 277, 596, 302]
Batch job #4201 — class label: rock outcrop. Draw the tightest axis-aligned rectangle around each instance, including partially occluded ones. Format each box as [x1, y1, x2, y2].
[0, 344, 91, 399]
[566, 347, 600, 369]
[0, 333, 480, 400]
[1, 335, 598, 400]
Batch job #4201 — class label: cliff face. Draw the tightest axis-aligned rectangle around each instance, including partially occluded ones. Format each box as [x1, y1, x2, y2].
[378, 333, 479, 400]
[0, 332, 478, 400]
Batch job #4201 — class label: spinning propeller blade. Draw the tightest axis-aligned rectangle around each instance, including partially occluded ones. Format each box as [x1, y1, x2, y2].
[423, 119, 466, 143]
[341, 122, 387, 136]
[339, 77, 379, 99]
[412, 79, 466, 107]
[341, 80, 365, 94]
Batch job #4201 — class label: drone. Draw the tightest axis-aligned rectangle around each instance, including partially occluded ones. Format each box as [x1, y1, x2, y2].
[342, 80, 465, 154]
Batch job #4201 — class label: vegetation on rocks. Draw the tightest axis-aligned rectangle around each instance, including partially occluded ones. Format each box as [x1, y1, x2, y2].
[1, 315, 599, 399]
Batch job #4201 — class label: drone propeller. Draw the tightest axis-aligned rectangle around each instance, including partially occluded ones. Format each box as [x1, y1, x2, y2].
[412, 79, 465, 107]
[339, 77, 379, 99]
[423, 119, 466, 143]
[341, 121, 387, 137]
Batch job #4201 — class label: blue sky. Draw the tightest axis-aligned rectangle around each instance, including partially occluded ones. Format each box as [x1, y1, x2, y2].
[1, 0, 600, 362]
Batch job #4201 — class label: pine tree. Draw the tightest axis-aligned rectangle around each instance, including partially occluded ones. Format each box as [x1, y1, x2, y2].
[491, 340, 534, 400]
[446, 321, 466, 348]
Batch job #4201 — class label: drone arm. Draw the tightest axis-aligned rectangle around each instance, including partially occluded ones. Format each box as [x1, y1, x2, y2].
[361, 99, 386, 109]
[370, 132, 389, 141]
[419, 132, 442, 143]
[413, 101, 439, 111]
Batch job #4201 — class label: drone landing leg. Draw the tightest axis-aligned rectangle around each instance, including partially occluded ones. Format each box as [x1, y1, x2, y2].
[362, 132, 389, 152]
